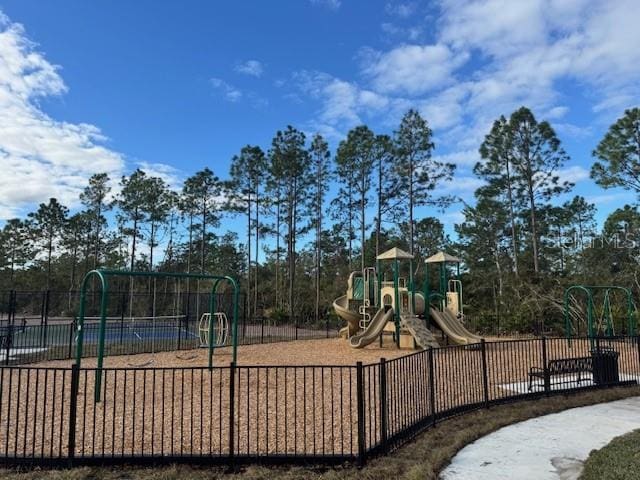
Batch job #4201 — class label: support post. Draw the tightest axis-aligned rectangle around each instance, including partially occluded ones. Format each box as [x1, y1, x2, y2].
[481, 339, 489, 408]
[356, 361, 366, 466]
[43, 289, 50, 348]
[409, 259, 416, 315]
[393, 260, 400, 348]
[542, 336, 550, 395]
[424, 263, 430, 328]
[379, 358, 388, 453]
[67, 363, 80, 465]
[228, 362, 236, 463]
[428, 346, 436, 426]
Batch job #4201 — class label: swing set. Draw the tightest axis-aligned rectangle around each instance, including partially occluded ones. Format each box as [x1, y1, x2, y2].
[74, 269, 240, 402]
[564, 285, 636, 342]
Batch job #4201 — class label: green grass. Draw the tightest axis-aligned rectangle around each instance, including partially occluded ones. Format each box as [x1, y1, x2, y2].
[580, 428, 640, 480]
[1, 386, 639, 480]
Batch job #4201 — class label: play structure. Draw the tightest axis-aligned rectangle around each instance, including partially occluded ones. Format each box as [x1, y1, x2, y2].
[75, 269, 239, 402]
[333, 248, 481, 349]
[564, 285, 636, 340]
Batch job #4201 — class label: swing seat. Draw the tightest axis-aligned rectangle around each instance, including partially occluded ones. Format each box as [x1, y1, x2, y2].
[198, 312, 229, 347]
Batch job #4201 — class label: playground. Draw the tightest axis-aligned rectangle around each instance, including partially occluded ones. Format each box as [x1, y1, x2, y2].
[0, 248, 639, 466]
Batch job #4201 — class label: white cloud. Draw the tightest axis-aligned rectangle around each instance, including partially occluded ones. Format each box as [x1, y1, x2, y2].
[294, 70, 410, 138]
[309, 0, 341, 10]
[586, 191, 635, 206]
[210, 77, 242, 102]
[553, 122, 592, 139]
[557, 165, 590, 185]
[438, 175, 485, 195]
[432, 149, 479, 168]
[385, 2, 418, 18]
[361, 44, 468, 95]
[137, 161, 184, 190]
[0, 13, 125, 219]
[234, 59, 264, 78]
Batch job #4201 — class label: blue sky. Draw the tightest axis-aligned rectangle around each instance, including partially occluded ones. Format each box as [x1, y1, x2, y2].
[0, 0, 639, 240]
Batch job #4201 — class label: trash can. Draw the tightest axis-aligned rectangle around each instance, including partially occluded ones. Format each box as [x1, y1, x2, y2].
[590, 347, 620, 385]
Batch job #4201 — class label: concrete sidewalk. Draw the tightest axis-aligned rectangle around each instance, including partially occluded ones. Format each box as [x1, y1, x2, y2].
[441, 396, 640, 480]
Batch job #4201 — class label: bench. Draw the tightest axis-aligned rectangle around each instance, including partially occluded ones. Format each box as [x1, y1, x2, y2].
[528, 356, 592, 391]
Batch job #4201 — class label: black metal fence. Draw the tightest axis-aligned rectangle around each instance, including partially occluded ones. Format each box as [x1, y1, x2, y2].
[0, 335, 638, 467]
[0, 290, 341, 365]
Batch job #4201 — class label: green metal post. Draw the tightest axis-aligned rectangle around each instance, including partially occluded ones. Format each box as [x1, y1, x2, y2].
[208, 279, 220, 369]
[74, 269, 108, 403]
[628, 292, 635, 336]
[94, 278, 109, 402]
[376, 259, 381, 309]
[393, 259, 400, 347]
[409, 259, 415, 315]
[456, 263, 462, 313]
[563, 288, 571, 341]
[424, 263, 430, 328]
[231, 278, 239, 364]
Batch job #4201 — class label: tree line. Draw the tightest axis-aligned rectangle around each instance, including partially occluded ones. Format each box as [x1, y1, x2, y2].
[1, 107, 640, 332]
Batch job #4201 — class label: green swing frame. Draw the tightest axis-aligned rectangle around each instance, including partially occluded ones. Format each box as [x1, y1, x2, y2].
[75, 269, 239, 402]
[564, 285, 635, 346]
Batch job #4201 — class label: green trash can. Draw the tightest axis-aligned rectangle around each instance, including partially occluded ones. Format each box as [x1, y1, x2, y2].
[591, 347, 620, 385]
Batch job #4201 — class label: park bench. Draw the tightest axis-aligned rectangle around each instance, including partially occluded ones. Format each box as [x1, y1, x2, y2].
[528, 356, 593, 391]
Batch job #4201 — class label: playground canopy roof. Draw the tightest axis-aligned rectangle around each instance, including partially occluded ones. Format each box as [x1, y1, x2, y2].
[425, 251, 462, 264]
[376, 247, 414, 260]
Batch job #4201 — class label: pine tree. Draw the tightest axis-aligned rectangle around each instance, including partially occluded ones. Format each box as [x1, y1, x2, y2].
[394, 109, 455, 259]
[373, 134, 403, 258]
[0, 219, 33, 287]
[309, 134, 331, 324]
[269, 126, 311, 321]
[477, 116, 521, 276]
[592, 108, 640, 196]
[79, 173, 112, 269]
[143, 176, 172, 271]
[229, 145, 267, 320]
[336, 126, 376, 272]
[118, 169, 149, 272]
[507, 107, 572, 274]
[182, 168, 221, 273]
[28, 198, 69, 289]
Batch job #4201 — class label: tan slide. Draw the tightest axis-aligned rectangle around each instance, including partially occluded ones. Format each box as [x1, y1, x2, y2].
[334, 295, 361, 338]
[349, 308, 394, 348]
[430, 308, 481, 345]
[440, 308, 482, 342]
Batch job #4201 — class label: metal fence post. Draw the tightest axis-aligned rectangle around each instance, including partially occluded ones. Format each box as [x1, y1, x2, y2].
[42, 290, 50, 348]
[9, 289, 16, 325]
[480, 339, 489, 408]
[379, 358, 388, 453]
[356, 361, 366, 466]
[542, 336, 550, 395]
[228, 362, 236, 465]
[4, 290, 15, 365]
[428, 346, 436, 426]
[67, 363, 80, 465]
